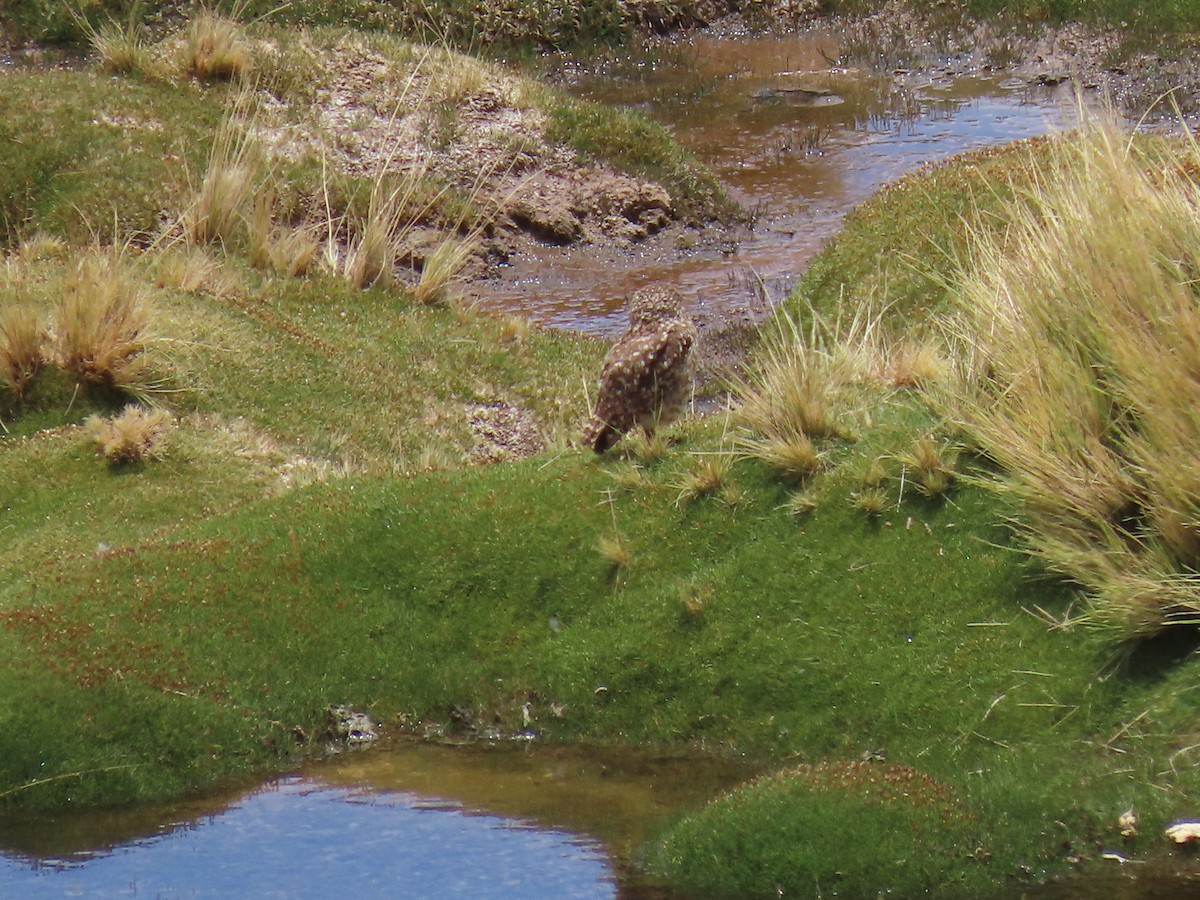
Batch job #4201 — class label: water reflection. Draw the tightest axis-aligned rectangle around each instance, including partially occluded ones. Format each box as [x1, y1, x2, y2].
[0, 741, 754, 898]
[476, 30, 1079, 334]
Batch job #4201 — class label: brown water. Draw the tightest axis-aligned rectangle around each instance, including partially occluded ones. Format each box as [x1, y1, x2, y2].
[475, 30, 1081, 335]
[0, 740, 754, 898]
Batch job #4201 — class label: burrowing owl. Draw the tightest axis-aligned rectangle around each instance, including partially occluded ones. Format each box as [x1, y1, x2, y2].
[582, 286, 697, 453]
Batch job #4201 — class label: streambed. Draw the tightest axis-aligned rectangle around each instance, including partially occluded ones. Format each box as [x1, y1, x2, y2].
[473, 28, 1085, 336]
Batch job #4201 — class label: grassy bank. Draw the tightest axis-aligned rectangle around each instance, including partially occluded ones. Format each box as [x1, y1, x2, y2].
[647, 124, 1200, 895]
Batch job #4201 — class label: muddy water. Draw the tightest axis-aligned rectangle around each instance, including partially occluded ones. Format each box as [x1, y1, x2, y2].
[0, 741, 753, 898]
[476, 30, 1080, 335]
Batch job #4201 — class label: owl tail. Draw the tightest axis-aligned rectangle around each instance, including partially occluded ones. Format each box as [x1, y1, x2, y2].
[582, 416, 622, 454]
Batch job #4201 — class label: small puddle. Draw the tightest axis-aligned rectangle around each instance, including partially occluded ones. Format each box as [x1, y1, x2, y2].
[0, 741, 756, 898]
[475, 30, 1082, 334]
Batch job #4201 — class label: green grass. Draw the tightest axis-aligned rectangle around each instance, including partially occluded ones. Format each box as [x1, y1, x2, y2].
[823, 0, 1200, 37]
[1, 0, 714, 51]
[783, 138, 1054, 335]
[0, 72, 222, 246]
[4, 403, 1199, 895]
[542, 94, 736, 222]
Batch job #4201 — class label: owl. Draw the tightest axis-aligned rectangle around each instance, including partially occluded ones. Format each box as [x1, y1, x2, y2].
[582, 286, 697, 453]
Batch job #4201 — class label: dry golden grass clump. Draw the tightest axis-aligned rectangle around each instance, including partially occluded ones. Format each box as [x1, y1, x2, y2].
[0, 305, 45, 400]
[248, 194, 321, 278]
[598, 532, 633, 574]
[731, 311, 876, 481]
[87, 406, 174, 464]
[55, 252, 158, 397]
[186, 110, 258, 247]
[780, 489, 818, 519]
[185, 4, 253, 81]
[853, 487, 889, 518]
[675, 454, 733, 505]
[949, 121, 1200, 640]
[886, 336, 946, 388]
[898, 434, 959, 499]
[414, 237, 475, 305]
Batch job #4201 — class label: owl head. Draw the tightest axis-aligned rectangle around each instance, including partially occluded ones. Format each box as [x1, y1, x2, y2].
[627, 286, 686, 332]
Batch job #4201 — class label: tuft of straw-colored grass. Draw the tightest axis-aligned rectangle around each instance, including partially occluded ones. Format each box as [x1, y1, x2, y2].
[345, 214, 395, 290]
[897, 435, 958, 499]
[886, 336, 945, 389]
[860, 456, 888, 489]
[186, 105, 258, 247]
[342, 169, 443, 291]
[185, 4, 253, 81]
[679, 580, 714, 619]
[598, 532, 633, 574]
[947, 119, 1200, 641]
[780, 489, 818, 519]
[731, 308, 878, 480]
[676, 454, 733, 505]
[853, 487, 889, 518]
[741, 430, 821, 483]
[154, 247, 237, 297]
[608, 464, 649, 493]
[248, 193, 320, 278]
[414, 237, 475, 305]
[622, 430, 672, 464]
[17, 234, 68, 263]
[55, 251, 158, 397]
[86, 405, 174, 464]
[93, 13, 149, 74]
[0, 305, 45, 400]
[499, 315, 531, 346]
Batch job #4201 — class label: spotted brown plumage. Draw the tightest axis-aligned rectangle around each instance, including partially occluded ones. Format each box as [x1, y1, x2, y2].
[582, 286, 697, 453]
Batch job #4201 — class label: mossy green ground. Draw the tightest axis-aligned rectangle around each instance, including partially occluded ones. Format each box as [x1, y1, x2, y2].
[3, 14, 1200, 900]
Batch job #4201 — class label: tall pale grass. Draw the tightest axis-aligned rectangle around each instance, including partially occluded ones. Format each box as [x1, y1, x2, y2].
[76, 1, 150, 75]
[248, 192, 320, 277]
[0, 305, 44, 400]
[414, 236, 475, 305]
[55, 251, 160, 398]
[947, 121, 1200, 641]
[186, 97, 259, 246]
[731, 307, 879, 479]
[185, 2, 254, 81]
[87, 406, 174, 464]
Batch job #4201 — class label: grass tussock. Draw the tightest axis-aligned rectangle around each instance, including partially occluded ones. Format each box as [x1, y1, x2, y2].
[414, 237, 474, 306]
[185, 4, 254, 81]
[55, 251, 159, 398]
[897, 434, 959, 500]
[948, 120, 1200, 641]
[248, 193, 320, 278]
[731, 310, 877, 479]
[852, 486, 889, 518]
[87, 405, 174, 464]
[597, 532, 632, 574]
[0, 304, 45, 400]
[76, 2, 151, 76]
[675, 453, 733, 504]
[186, 104, 260, 247]
[886, 335, 946, 388]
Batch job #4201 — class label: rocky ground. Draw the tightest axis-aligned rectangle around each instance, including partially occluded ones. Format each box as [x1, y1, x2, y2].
[810, 2, 1200, 117]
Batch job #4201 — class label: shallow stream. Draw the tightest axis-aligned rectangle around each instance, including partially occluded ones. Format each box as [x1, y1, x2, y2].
[475, 29, 1082, 334]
